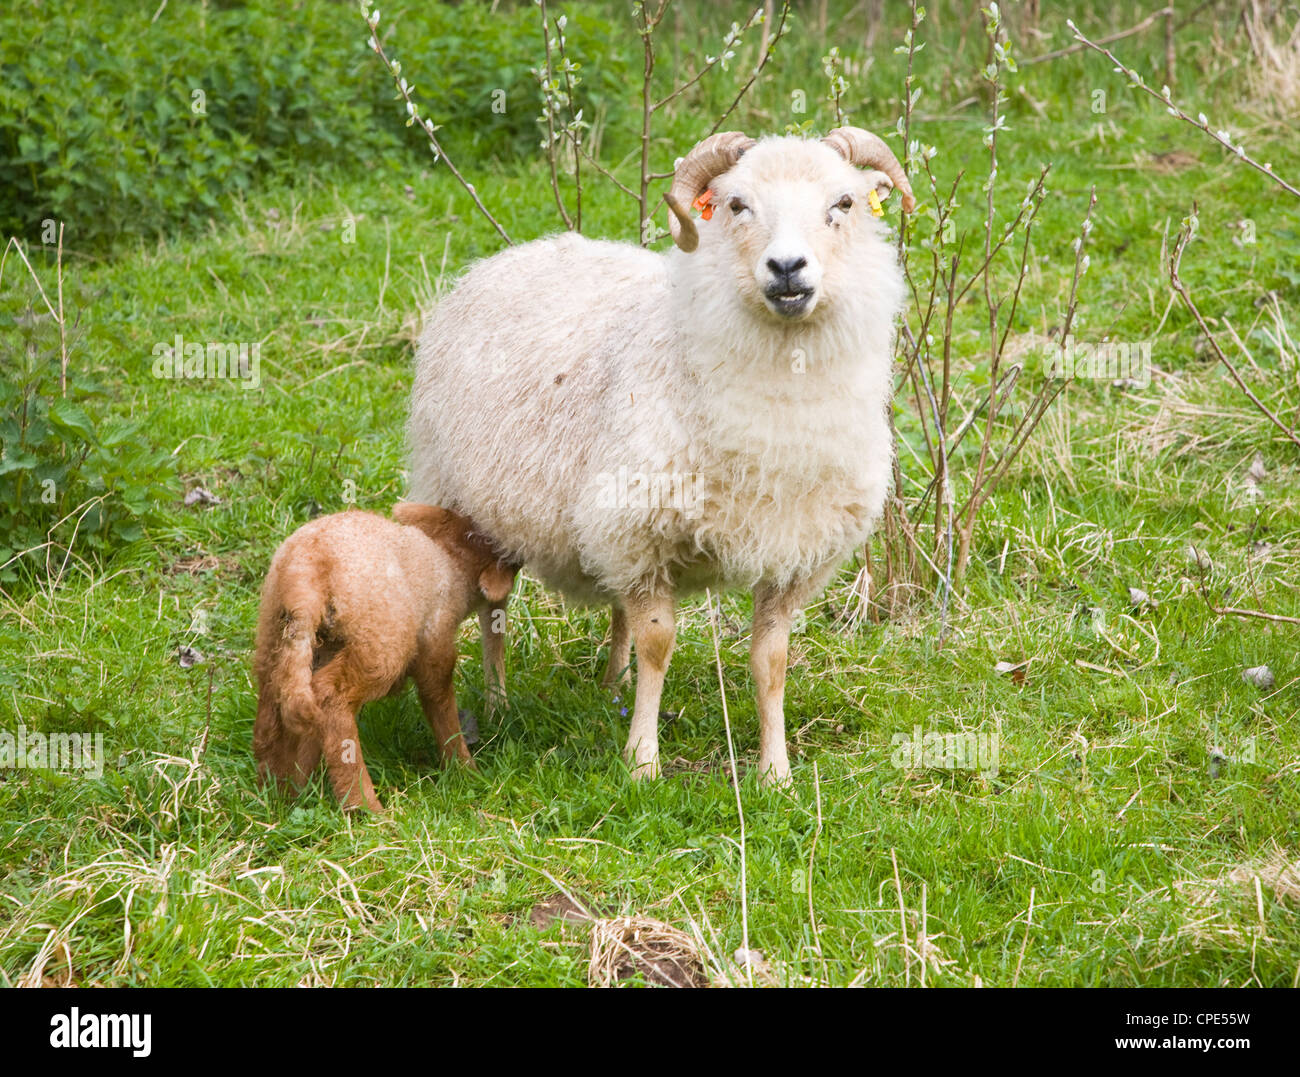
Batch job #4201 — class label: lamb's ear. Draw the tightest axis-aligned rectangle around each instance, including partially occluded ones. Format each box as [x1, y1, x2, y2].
[392, 501, 450, 538]
[392, 501, 425, 526]
[477, 561, 516, 605]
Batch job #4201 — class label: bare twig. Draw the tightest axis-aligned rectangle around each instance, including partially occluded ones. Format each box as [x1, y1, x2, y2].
[1211, 605, 1300, 626]
[578, 143, 639, 201]
[653, 6, 765, 112]
[362, 5, 513, 245]
[536, 0, 575, 230]
[1022, 7, 1172, 65]
[707, 2, 792, 135]
[635, 1, 670, 245]
[958, 186, 1096, 524]
[1169, 209, 1300, 451]
[1, 236, 60, 325]
[1067, 18, 1300, 200]
[901, 321, 955, 642]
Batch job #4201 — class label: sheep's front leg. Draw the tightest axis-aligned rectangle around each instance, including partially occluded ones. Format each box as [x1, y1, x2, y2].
[622, 591, 675, 779]
[751, 577, 825, 787]
[600, 602, 631, 689]
[479, 602, 508, 715]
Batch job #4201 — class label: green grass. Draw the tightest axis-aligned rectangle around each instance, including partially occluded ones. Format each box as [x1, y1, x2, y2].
[1, 1, 1298, 987]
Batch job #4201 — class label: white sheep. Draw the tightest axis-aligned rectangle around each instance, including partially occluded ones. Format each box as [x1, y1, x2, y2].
[408, 127, 914, 785]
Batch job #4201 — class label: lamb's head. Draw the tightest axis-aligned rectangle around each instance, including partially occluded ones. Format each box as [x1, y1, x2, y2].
[665, 127, 914, 323]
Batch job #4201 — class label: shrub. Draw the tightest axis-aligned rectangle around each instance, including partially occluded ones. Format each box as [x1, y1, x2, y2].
[0, 256, 177, 583]
[0, 0, 628, 247]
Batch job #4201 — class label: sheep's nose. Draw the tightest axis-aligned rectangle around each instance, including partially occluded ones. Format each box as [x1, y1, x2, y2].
[766, 256, 807, 279]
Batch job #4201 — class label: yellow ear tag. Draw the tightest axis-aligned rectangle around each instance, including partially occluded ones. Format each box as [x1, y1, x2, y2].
[868, 188, 885, 218]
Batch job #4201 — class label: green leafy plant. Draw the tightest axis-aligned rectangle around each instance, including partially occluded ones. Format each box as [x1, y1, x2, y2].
[0, 0, 630, 248]
[0, 240, 177, 583]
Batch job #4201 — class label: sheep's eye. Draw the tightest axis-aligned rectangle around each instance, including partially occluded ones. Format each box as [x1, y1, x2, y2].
[729, 197, 748, 216]
[836, 194, 854, 212]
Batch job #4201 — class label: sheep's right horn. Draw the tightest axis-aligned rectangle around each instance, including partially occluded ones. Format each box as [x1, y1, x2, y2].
[822, 127, 916, 213]
[665, 131, 755, 252]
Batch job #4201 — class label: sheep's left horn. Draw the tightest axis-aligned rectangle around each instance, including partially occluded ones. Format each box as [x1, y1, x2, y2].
[822, 127, 916, 213]
[665, 131, 755, 252]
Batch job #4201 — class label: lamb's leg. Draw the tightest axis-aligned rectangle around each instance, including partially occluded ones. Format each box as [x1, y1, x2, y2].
[622, 591, 675, 779]
[479, 602, 508, 715]
[319, 694, 382, 812]
[600, 602, 631, 689]
[252, 684, 293, 788]
[414, 648, 475, 768]
[751, 575, 828, 787]
[287, 728, 323, 791]
[255, 686, 323, 796]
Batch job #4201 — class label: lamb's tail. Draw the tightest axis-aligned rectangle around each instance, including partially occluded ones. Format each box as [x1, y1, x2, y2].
[253, 560, 329, 776]
[271, 562, 331, 734]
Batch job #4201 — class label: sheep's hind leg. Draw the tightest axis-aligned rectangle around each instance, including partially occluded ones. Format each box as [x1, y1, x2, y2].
[600, 602, 631, 689]
[479, 602, 508, 715]
[621, 592, 675, 779]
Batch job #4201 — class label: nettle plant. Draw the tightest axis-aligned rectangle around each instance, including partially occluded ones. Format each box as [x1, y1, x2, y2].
[0, 238, 176, 584]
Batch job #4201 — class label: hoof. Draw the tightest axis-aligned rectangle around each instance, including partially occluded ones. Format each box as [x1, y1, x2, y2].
[624, 750, 661, 781]
[600, 667, 631, 691]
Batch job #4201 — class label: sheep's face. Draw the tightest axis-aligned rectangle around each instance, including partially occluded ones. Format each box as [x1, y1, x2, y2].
[707, 139, 890, 324]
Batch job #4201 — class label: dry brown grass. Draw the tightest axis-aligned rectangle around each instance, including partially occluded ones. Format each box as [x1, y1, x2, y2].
[1244, 2, 1300, 118]
[587, 914, 711, 987]
[1170, 847, 1300, 948]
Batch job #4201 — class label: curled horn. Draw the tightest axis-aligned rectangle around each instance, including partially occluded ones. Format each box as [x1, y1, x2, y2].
[822, 126, 916, 214]
[663, 131, 755, 252]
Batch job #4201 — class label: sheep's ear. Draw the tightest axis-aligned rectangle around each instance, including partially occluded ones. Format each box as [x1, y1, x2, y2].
[863, 169, 894, 202]
[478, 561, 515, 604]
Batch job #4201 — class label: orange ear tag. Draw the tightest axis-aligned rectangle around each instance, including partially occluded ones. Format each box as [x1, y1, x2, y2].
[868, 188, 885, 217]
[692, 189, 715, 221]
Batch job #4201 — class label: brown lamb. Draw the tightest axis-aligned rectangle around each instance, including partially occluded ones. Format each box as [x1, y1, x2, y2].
[252, 503, 515, 811]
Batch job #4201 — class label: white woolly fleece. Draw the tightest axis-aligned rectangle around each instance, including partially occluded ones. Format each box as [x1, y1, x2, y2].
[408, 135, 907, 605]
